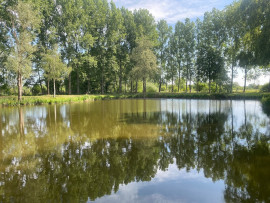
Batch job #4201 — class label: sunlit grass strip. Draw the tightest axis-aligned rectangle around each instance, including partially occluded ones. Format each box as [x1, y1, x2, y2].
[0, 95, 116, 106]
[1, 92, 270, 106]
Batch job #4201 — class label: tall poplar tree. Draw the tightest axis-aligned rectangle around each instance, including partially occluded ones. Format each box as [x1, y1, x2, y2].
[131, 37, 157, 97]
[41, 47, 71, 97]
[4, 1, 40, 101]
[156, 20, 172, 92]
[174, 21, 185, 92]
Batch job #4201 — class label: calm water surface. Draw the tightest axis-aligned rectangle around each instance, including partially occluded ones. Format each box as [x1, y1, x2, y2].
[0, 99, 269, 203]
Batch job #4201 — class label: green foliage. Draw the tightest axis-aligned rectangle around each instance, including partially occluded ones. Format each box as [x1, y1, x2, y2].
[260, 83, 270, 92]
[32, 84, 42, 96]
[0, 0, 269, 98]
[3, 1, 40, 100]
[146, 83, 158, 93]
[41, 47, 71, 82]
[131, 37, 157, 94]
[261, 96, 270, 116]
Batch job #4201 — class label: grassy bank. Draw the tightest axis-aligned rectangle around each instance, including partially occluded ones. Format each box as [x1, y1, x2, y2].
[1, 92, 270, 106]
[0, 95, 116, 106]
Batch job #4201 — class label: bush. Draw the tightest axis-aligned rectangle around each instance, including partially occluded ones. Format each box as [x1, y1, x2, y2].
[146, 82, 158, 93]
[261, 96, 270, 116]
[195, 82, 208, 92]
[262, 96, 270, 106]
[136, 82, 158, 93]
[32, 84, 42, 95]
[260, 83, 270, 92]
[23, 87, 32, 96]
[0, 84, 11, 95]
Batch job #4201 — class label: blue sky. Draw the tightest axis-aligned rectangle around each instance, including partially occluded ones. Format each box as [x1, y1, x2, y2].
[114, 0, 234, 24]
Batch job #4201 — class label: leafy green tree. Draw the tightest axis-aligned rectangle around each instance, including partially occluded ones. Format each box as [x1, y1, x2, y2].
[237, 50, 255, 92]
[166, 35, 178, 92]
[239, 0, 270, 67]
[133, 9, 158, 43]
[224, 1, 242, 93]
[131, 37, 157, 97]
[4, 1, 40, 101]
[182, 18, 196, 92]
[41, 47, 71, 97]
[56, 0, 85, 94]
[0, 9, 9, 95]
[196, 45, 224, 93]
[156, 20, 172, 92]
[33, 0, 59, 94]
[174, 21, 185, 92]
[108, 2, 127, 93]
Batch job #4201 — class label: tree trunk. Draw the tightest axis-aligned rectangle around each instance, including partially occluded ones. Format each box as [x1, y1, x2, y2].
[47, 80, 50, 95]
[243, 66, 247, 93]
[77, 70, 80, 95]
[18, 72, 22, 101]
[135, 80, 138, 93]
[178, 62, 181, 92]
[130, 80, 133, 93]
[68, 73, 71, 95]
[119, 61, 122, 93]
[231, 65, 234, 93]
[172, 75, 174, 93]
[37, 67, 43, 94]
[209, 80, 211, 93]
[101, 70, 104, 94]
[178, 73, 181, 92]
[87, 80, 90, 94]
[185, 80, 188, 93]
[159, 77, 162, 92]
[143, 77, 146, 98]
[125, 81, 127, 93]
[53, 78, 56, 98]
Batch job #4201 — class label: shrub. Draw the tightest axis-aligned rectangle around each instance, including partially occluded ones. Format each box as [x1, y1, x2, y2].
[32, 84, 42, 95]
[260, 83, 270, 92]
[146, 82, 158, 93]
[261, 96, 270, 116]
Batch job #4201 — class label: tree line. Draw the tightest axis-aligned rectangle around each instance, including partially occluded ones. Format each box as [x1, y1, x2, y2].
[0, 0, 269, 100]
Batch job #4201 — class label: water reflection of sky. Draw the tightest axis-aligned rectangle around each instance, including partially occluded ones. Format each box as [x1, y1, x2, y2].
[159, 99, 270, 134]
[1, 99, 269, 203]
[93, 162, 225, 203]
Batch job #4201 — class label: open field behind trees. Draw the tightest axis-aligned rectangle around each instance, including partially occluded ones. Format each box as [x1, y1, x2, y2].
[0, 0, 269, 101]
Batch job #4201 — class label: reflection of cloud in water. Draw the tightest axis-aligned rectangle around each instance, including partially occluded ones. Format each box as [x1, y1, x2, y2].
[154, 162, 206, 183]
[91, 182, 139, 203]
[93, 162, 225, 203]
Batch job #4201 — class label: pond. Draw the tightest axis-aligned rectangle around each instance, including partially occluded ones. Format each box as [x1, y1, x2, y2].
[0, 99, 269, 202]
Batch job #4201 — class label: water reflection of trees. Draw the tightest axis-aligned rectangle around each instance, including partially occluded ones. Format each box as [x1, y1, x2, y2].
[0, 100, 269, 202]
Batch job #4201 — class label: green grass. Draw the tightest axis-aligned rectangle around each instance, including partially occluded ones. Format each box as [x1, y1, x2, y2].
[1, 92, 270, 106]
[0, 95, 117, 106]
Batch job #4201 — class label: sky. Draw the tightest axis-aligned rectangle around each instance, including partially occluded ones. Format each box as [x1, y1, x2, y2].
[114, 0, 234, 24]
[113, 0, 269, 86]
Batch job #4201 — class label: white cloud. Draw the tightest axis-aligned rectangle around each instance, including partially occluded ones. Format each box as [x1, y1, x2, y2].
[114, 0, 229, 24]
